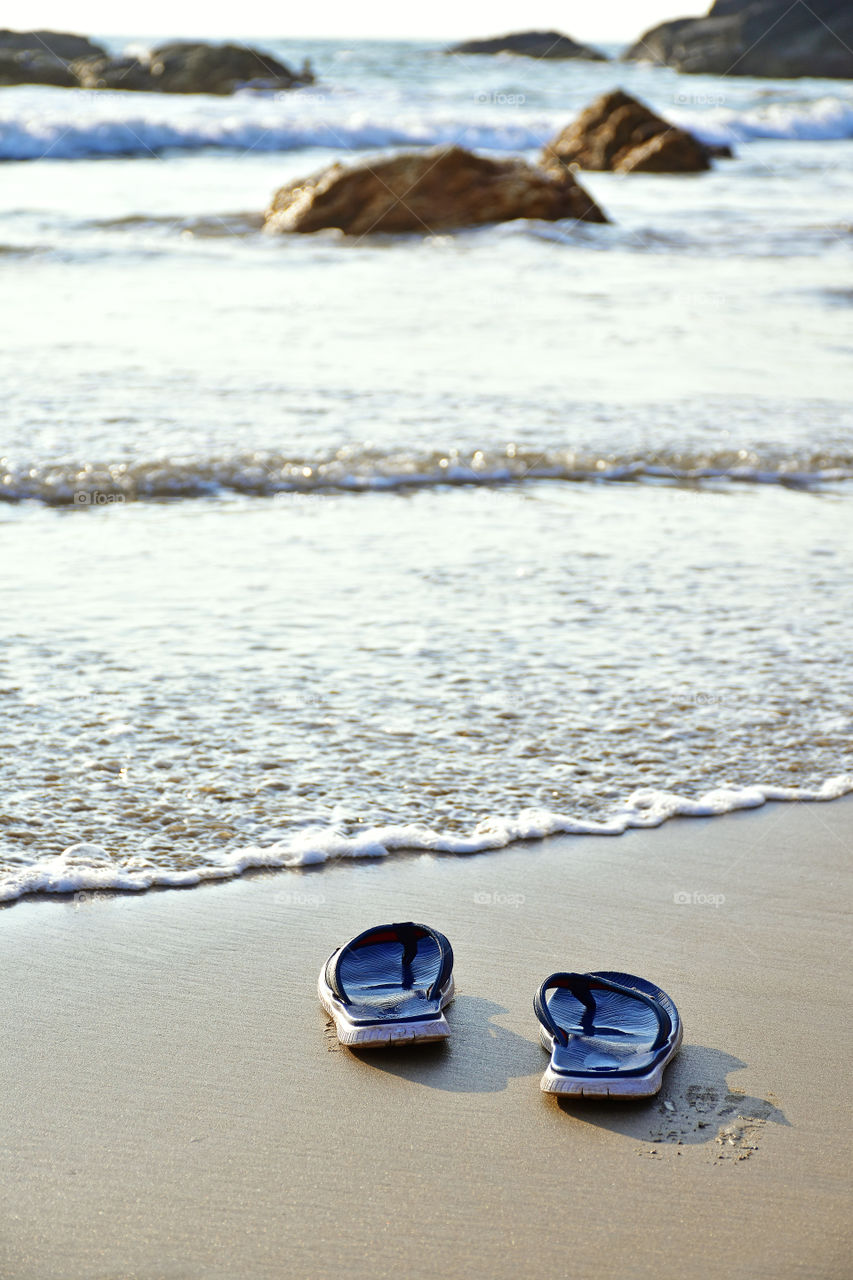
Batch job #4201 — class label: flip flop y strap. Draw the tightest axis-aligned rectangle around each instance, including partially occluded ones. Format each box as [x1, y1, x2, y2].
[325, 922, 453, 1005]
[534, 972, 672, 1050]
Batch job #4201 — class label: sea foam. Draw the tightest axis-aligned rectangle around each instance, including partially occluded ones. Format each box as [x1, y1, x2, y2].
[2, 447, 852, 505]
[2, 775, 851, 903]
[2, 88, 852, 161]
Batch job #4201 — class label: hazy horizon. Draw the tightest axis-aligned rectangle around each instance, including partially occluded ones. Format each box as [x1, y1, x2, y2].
[0, 1, 704, 43]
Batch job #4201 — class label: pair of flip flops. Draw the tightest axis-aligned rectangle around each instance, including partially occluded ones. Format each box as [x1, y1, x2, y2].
[319, 921, 682, 1098]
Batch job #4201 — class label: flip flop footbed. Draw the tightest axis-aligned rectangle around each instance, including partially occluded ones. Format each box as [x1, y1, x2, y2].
[318, 964, 454, 1046]
[538, 970, 682, 1097]
[319, 925, 455, 1048]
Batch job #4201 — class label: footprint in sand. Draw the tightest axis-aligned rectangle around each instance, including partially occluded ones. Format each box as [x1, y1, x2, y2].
[641, 1083, 785, 1161]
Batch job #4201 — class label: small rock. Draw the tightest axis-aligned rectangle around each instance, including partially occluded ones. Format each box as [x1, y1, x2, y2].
[446, 30, 607, 61]
[542, 90, 716, 175]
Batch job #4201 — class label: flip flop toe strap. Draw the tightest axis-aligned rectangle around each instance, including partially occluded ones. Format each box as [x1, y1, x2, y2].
[326, 922, 453, 1005]
[534, 972, 671, 1050]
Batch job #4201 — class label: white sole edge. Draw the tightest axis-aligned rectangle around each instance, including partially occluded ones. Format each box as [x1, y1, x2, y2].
[318, 965, 455, 1048]
[538, 1021, 683, 1098]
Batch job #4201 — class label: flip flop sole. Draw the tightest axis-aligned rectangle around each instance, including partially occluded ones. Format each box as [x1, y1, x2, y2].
[538, 1020, 683, 1097]
[318, 967, 455, 1048]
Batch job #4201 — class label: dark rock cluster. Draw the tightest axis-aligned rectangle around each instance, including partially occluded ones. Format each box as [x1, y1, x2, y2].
[624, 0, 853, 79]
[0, 31, 314, 93]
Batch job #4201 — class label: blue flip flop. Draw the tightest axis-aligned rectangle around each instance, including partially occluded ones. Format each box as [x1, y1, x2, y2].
[534, 970, 682, 1097]
[318, 922, 455, 1047]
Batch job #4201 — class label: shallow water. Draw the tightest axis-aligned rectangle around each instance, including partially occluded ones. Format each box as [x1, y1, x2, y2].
[2, 38, 852, 899]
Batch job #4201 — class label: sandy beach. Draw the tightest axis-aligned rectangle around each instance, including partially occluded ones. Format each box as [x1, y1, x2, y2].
[4, 6, 853, 1278]
[2, 796, 850, 1280]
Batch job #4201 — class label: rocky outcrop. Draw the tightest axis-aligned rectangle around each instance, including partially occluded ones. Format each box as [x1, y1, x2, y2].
[623, 0, 853, 78]
[542, 91, 716, 174]
[141, 41, 313, 94]
[265, 145, 608, 236]
[0, 29, 105, 86]
[446, 30, 607, 60]
[0, 50, 77, 87]
[0, 29, 105, 60]
[0, 30, 314, 93]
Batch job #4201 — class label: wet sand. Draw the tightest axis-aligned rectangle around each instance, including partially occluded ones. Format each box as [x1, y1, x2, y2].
[1, 797, 850, 1279]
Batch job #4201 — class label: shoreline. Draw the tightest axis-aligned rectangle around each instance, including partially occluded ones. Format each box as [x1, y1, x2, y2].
[4, 780, 853, 905]
[2, 796, 851, 1278]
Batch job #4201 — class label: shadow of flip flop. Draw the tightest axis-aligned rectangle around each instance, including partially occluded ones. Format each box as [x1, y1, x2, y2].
[553, 1044, 789, 1149]
[349, 995, 543, 1093]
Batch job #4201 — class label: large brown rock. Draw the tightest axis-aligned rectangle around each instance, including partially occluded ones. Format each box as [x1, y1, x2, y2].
[623, 0, 853, 78]
[265, 146, 608, 236]
[446, 30, 607, 60]
[542, 91, 713, 175]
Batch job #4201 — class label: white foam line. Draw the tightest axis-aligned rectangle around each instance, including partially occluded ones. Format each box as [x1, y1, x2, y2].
[2, 460, 852, 505]
[3, 774, 851, 903]
[2, 93, 853, 161]
[0, 110, 552, 162]
[678, 96, 853, 147]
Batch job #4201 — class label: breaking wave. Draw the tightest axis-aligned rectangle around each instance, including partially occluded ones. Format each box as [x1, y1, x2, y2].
[2, 88, 852, 160]
[3, 445, 852, 505]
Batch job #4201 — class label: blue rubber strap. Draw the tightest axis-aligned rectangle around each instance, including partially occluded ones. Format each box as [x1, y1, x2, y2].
[534, 972, 671, 1049]
[326, 922, 453, 1005]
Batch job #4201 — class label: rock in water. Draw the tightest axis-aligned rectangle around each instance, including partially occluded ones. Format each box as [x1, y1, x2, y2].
[542, 91, 714, 174]
[265, 146, 608, 235]
[623, 0, 853, 78]
[145, 41, 313, 94]
[0, 50, 77, 87]
[446, 30, 607, 60]
[0, 32, 313, 94]
[0, 28, 106, 87]
[0, 29, 106, 60]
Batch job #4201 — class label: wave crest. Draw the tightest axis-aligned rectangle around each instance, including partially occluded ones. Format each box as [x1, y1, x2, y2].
[1, 91, 852, 161]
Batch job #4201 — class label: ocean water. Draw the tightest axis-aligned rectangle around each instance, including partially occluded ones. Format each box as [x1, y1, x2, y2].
[2, 38, 852, 901]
